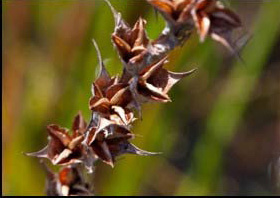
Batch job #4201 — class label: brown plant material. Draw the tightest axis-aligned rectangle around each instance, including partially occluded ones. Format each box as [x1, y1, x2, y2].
[136, 56, 196, 103]
[90, 39, 135, 125]
[147, 0, 194, 24]
[112, 17, 149, 65]
[80, 39, 161, 168]
[89, 82, 134, 125]
[191, 0, 242, 50]
[27, 0, 243, 196]
[85, 118, 160, 167]
[27, 113, 87, 165]
[41, 162, 94, 196]
[106, 0, 149, 64]
[147, 0, 242, 50]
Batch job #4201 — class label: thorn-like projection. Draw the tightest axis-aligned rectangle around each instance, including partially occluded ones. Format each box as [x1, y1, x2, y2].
[125, 143, 162, 156]
[92, 39, 110, 83]
[25, 146, 48, 158]
[104, 0, 130, 34]
[104, 0, 119, 25]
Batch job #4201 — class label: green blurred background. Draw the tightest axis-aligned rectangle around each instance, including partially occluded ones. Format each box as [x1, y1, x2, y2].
[2, 0, 280, 196]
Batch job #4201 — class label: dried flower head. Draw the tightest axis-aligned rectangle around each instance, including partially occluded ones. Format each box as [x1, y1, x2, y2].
[90, 39, 134, 124]
[148, 0, 242, 50]
[135, 56, 196, 103]
[191, 0, 242, 50]
[84, 117, 159, 167]
[105, 0, 153, 76]
[27, 113, 87, 165]
[112, 17, 149, 65]
[147, 0, 194, 25]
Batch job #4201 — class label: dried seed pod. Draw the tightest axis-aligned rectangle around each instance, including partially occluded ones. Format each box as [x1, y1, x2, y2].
[41, 162, 94, 196]
[89, 127, 159, 167]
[148, 0, 242, 51]
[90, 84, 133, 114]
[112, 17, 149, 63]
[85, 117, 133, 146]
[106, 0, 150, 74]
[90, 39, 137, 126]
[84, 117, 133, 167]
[131, 56, 196, 104]
[147, 0, 194, 26]
[89, 81, 136, 127]
[26, 113, 87, 166]
[83, 116, 158, 167]
[191, 0, 242, 51]
[112, 17, 150, 75]
[90, 131, 134, 167]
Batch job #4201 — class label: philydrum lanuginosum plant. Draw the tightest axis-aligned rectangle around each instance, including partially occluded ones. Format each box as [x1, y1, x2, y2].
[26, 0, 244, 196]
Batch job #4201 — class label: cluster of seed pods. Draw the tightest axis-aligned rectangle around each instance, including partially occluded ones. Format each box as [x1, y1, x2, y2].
[27, 0, 242, 195]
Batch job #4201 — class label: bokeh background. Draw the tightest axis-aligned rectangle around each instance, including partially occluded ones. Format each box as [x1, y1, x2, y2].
[2, 0, 280, 196]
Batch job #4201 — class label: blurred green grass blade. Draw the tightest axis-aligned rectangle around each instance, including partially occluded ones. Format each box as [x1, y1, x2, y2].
[176, 1, 280, 195]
